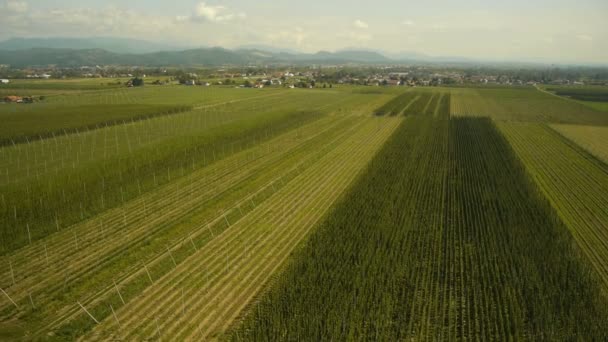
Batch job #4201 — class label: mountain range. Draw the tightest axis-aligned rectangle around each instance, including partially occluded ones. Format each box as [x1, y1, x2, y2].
[0, 37, 191, 54]
[0, 37, 400, 67]
[0, 37, 579, 68]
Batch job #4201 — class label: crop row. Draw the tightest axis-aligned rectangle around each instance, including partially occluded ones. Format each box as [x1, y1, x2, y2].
[449, 87, 608, 125]
[78, 116, 403, 340]
[0, 91, 358, 254]
[498, 122, 608, 287]
[549, 124, 608, 164]
[374, 91, 417, 116]
[48, 120, 358, 339]
[0, 91, 304, 185]
[0, 104, 192, 147]
[231, 115, 608, 340]
[374, 90, 448, 117]
[0, 113, 357, 331]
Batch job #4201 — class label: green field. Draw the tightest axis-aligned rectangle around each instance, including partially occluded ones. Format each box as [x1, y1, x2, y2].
[232, 113, 608, 340]
[451, 86, 608, 125]
[542, 85, 608, 112]
[0, 79, 606, 340]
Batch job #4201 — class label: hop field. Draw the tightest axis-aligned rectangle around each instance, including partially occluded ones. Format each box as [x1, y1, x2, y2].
[0, 83, 606, 341]
[231, 113, 608, 341]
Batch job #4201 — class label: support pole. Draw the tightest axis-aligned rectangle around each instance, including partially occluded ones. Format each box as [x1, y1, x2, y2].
[77, 301, 99, 324]
[1, 288, 18, 308]
[113, 279, 125, 305]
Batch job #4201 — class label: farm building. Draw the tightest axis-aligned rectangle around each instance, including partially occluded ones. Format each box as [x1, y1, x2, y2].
[4, 95, 22, 103]
[0, 79, 9, 84]
[3, 96, 33, 103]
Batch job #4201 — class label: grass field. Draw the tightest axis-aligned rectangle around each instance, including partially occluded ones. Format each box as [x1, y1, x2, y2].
[451, 86, 608, 125]
[550, 124, 608, 163]
[0, 80, 606, 340]
[541, 85, 608, 112]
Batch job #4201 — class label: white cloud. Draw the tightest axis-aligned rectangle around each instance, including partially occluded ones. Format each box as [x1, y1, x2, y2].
[353, 19, 369, 29]
[402, 20, 415, 27]
[191, 2, 246, 23]
[5, 0, 28, 13]
[267, 27, 307, 47]
[576, 34, 593, 41]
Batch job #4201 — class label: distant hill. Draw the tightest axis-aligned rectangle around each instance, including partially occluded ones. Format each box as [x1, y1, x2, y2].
[0, 37, 191, 54]
[0, 47, 400, 67]
[304, 50, 391, 63]
[236, 44, 302, 55]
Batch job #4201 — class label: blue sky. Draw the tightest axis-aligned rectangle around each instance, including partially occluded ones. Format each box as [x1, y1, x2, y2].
[1, 0, 606, 63]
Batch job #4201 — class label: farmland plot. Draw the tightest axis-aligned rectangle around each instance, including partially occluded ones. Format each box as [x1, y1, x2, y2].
[231, 113, 608, 340]
[450, 87, 608, 125]
[550, 124, 608, 164]
[82, 116, 402, 341]
[0, 90, 359, 254]
[498, 122, 608, 287]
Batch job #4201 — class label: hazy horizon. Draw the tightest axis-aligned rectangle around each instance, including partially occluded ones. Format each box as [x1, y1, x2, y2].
[0, 0, 606, 64]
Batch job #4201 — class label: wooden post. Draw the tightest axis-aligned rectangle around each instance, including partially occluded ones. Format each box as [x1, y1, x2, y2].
[77, 301, 99, 324]
[44, 244, 49, 265]
[73, 231, 79, 249]
[143, 262, 153, 284]
[198, 323, 204, 340]
[28, 292, 35, 309]
[1, 288, 18, 308]
[155, 316, 162, 341]
[189, 235, 198, 252]
[207, 222, 215, 238]
[223, 213, 230, 227]
[113, 279, 125, 305]
[26, 224, 32, 245]
[9, 261, 15, 286]
[110, 304, 121, 328]
[167, 246, 177, 267]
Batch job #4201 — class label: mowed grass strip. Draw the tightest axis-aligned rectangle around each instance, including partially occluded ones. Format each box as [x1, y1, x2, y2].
[550, 124, 608, 164]
[498, 122, 608, 287]
[230, 116, 608, 340]
[449, 87, 608, 125]
[82, 116, 403, 341]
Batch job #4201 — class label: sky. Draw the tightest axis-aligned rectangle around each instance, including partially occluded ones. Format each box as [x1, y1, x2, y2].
[0, 0, 607, 64]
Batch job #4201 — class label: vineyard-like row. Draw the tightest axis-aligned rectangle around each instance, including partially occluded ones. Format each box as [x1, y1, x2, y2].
[0, 90, 359, 254]
[0, 113, 358, 332]
[374, 90, 450, 117]
[80, 116, 402, 340]
[498, 122, 608, 287]
[231, 115, 608, 340]
[0, 86, 277, 146]
[373, 91, 416, 116]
